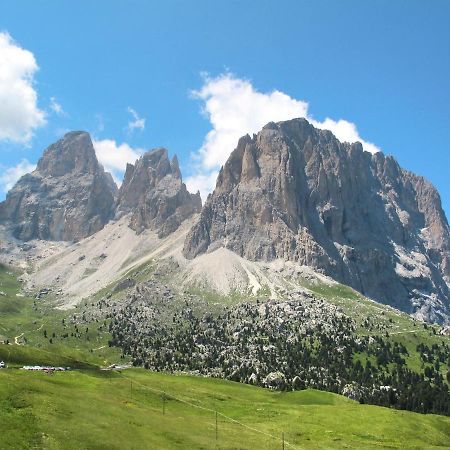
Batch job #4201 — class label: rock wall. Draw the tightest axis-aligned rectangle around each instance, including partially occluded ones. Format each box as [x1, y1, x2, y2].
[184, 118, 450, 322]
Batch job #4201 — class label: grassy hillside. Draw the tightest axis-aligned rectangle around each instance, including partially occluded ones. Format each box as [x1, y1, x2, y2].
[2, 263, 450, 448]
[1, 367, 450, 450]
[299, 278, 450, 374]
[0, 264, 124, 367]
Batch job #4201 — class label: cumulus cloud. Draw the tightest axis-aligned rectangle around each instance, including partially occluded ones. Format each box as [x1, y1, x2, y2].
[0, 159, 36, 193]
[0, 32, 46, 144]
[126, 107, 145, 133]
[49, 96, 65, 116]
[93, 139, 143, 185]
[186, 73, 380, 200]
[316, 118, 380, 155]
[191, 74, 309, 170]
[185, 171, 219, 202]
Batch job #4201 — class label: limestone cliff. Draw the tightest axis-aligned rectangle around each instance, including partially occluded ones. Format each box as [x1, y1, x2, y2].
[183, 118, 450, 322]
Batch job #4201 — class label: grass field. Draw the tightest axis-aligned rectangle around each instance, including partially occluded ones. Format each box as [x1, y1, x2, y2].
[2, 264, 450, 449]
[1, 367, 450, 450]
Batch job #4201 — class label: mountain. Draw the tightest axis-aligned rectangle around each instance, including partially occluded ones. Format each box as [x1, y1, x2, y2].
[0, 134, 202, 243]
[183, 118, 450, 322]
[0, 131, 117, 242]
[116, 148, 201, 237]
[1, 123, 449, 323]
[1, 123, 450, 425]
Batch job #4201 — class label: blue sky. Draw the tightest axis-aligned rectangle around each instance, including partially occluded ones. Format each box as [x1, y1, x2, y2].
[0, 0, 449, 218]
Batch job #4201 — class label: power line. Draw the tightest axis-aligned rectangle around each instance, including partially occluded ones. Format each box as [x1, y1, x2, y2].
[116, 372, 299, 449]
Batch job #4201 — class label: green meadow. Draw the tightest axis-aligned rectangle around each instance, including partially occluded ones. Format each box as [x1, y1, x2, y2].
[0, 264, 124, 368]
[2, 264, 450, 448]
[1, 367, 450, 450]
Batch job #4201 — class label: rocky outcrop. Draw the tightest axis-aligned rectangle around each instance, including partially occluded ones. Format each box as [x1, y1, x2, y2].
[184, 118, 450, 322]
[116, 148, 201, 237]
[0, 131, 117, 241]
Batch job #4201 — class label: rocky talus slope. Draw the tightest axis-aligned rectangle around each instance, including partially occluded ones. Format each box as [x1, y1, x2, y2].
[184, 118, 450, 322]
[0, 131, 117, 241]
[116, 148, 201, 237]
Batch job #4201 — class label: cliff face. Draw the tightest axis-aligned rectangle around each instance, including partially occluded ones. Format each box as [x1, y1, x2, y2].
[183, 118, 450, 322]
[0, 131, 117, 242]
[116, 148, 201, 237]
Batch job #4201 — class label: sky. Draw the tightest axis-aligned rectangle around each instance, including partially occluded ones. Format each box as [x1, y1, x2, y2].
[0, 0, 449, 218]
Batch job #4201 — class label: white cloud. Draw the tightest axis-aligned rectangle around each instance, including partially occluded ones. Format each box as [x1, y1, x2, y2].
[185, 171, 219, 203]
[126, 107, 145, 133]
[0, 159, 36, 192]
[187, 73, 380, 199]
[192, 74, 309, 170]
[0, 32, 46, 144]
[93, 139, 143, 185]
[315, 117, 380, 155]
[49, 96, 65, 116]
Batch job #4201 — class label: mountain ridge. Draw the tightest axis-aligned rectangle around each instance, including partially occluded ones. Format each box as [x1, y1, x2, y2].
[183, 118, 450, 322]
[0, 132, 201, 242]
[1, 119, 449, 323]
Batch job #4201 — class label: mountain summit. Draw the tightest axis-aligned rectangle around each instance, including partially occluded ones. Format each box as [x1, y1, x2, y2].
[0, 134, 202, 243]
[183, 118, 450, 322]
[1, 122, 449, 322]
[116, 148, 201, 237]
[0, 131, 117, 241]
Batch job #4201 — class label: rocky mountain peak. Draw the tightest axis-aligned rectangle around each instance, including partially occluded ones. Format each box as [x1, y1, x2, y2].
[116, 148, 201, 237]
[170, 155, 182, 179]
[36, 131, 99, 177]
[183, 117, 450, 322]
[0, 131, 117, 242]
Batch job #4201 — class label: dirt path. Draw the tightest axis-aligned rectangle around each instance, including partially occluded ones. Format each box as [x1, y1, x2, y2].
[390, 329, 421, 335]
[14, 333, 24, 345]
[93, 345, 106, 351]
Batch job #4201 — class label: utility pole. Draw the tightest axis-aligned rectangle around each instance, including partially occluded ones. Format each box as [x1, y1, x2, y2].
[215, 411, 218, 443]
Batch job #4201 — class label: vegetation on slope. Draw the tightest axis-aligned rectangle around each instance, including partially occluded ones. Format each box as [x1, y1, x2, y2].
[0, 264, 124, 367]
[1, 367, 450, 450]
[2, 259, 450, 450]
[108, 289, 450, 416]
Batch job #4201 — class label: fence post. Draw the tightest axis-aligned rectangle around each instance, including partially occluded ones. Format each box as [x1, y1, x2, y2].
[282, 432, 285, 450]
[215, 410, 218, 442]
[163, 391, 166, 415]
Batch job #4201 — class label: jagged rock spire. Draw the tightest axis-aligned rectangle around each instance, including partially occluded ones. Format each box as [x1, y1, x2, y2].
[116, 148, 201, 237]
